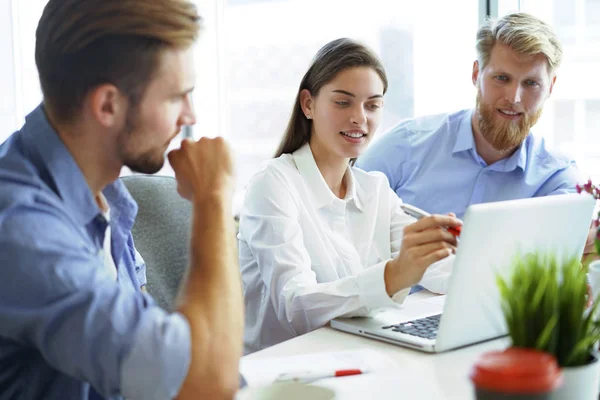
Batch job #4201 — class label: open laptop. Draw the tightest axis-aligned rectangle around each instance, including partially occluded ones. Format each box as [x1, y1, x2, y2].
[331, 193, 596, 353]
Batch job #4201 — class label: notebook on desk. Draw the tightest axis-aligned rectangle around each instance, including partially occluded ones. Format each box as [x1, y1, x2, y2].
[331, 193, 596, 353]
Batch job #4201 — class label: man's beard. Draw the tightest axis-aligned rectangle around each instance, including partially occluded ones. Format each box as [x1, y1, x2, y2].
[117, 109, 167, 174]
[125, 149, 166, 175]
[475, 90, 542, 153]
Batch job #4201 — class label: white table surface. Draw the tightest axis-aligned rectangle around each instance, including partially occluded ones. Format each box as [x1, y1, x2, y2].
[242, 292, 511, 399]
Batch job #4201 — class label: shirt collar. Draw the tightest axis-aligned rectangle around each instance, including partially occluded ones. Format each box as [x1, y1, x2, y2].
[499, 136, 529, 172]
[103, 178, 138, 234]
[453, 108, 528, 172]
[344, 165, 365, 212]
[452, 109, 476, 154]
[292, 143, 364, 211]
[20, 105, 137, 226]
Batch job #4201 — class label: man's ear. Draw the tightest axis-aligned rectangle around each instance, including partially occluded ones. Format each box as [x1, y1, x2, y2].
[299, 89, 314, 119]
[472, 60, 480, 87]
[87, 84, 126, 128]
[548, 75, 557, 97]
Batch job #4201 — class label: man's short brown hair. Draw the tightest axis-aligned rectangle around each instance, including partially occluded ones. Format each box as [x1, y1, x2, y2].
[35, 0, 201, 123]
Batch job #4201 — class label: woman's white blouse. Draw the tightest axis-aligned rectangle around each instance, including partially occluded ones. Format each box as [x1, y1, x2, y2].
[238, 143, 453, 354]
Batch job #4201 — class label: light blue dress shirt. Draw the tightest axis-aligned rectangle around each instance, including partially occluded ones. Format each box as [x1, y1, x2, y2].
[356, 109, 583, 219]
[0, 106, 191, 400]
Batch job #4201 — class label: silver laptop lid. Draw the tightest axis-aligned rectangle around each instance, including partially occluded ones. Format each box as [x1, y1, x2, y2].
[435, 193, 595, 351]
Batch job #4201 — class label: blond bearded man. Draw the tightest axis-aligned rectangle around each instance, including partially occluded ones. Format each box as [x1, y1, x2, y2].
[358, 13, 582, 218]
[357, 13, 596, 290]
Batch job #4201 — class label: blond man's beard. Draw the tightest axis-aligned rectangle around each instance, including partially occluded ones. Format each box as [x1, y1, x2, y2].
[475, 91, 542, 153]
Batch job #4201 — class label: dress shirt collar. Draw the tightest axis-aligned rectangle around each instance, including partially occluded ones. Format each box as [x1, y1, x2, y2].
[20, 105, 137, 227]
[453, 108, 527, 172]
[292, 143, 365, 211]
[452, 109, 476, 154]
[502, 138, 528, 173]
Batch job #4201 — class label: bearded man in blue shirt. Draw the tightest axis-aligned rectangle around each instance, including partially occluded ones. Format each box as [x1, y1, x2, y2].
[357, 12, 596, 256]
[0, 1, 243, 399]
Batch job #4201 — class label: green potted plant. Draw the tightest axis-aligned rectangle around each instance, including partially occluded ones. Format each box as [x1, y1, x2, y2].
[496, 252, 600, 399]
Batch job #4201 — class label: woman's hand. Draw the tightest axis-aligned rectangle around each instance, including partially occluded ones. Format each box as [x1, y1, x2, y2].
[384, 214, 461, 296]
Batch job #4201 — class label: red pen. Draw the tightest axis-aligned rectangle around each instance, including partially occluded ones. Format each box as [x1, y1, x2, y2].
[400, 203, 462, 237]
[448, 225, 462, 236]
[276, 369, 364, 383]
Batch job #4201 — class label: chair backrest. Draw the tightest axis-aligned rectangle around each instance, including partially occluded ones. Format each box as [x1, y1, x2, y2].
[121, 175, 191, 311]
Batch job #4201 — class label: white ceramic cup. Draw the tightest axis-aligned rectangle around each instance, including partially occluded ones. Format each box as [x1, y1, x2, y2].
[236, 383, 336, 400]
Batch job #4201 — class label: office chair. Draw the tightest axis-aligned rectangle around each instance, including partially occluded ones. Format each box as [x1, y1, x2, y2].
[121, 175, 191, 311]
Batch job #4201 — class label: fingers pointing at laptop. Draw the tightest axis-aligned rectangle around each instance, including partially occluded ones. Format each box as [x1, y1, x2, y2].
[384, 214, 462, 297]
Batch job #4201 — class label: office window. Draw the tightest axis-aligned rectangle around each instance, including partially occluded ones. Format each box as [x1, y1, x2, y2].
[0, 0, 46, 143]
[0, 0, 17, 142]
[585, 100, 600, 147]
[553, 100, 576, 147]
[552, 0, 578, 46]
[555, 0, 577, 26]
[586, 0, 600, 26]
[497, 0, 520, 17]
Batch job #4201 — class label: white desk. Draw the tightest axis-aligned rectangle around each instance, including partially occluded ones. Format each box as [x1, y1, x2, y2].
[243, 293, 510, 399]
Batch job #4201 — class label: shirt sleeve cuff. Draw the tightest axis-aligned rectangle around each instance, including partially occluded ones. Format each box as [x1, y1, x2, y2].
[121, 309, 191, 400]
[391, 287, 410, 304]
[418, 255, 454, 294]
[356, 261, 402, 310]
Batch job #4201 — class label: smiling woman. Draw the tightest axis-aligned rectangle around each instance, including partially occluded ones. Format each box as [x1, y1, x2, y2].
[274, 39, 387, 164]
[301, 67, 384, 164]
[238, 38, 461, 355]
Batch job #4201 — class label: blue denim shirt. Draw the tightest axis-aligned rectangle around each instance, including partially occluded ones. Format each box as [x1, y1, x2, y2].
[0, 106, 191, 400]
[357, 109, 583, 219]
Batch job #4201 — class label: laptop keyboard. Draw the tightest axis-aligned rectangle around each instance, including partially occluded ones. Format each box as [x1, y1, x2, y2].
[382, 314, 441, 340]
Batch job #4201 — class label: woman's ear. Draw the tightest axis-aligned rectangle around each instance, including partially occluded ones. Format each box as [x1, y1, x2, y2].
[299, 89, 314, 120]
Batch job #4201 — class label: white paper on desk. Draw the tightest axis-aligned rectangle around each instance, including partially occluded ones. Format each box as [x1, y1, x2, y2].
[239, 348, 397, 388]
